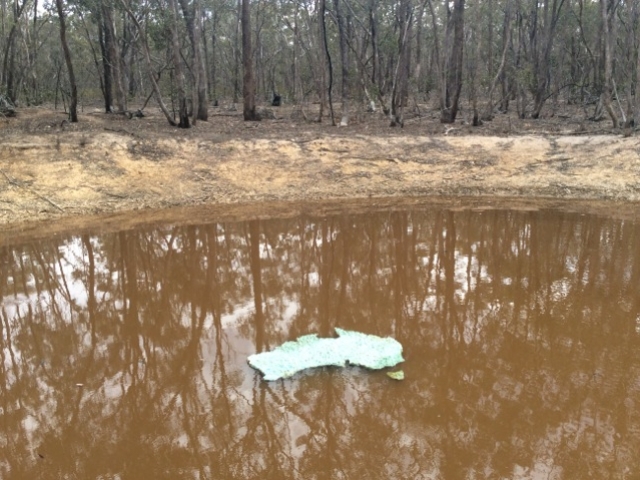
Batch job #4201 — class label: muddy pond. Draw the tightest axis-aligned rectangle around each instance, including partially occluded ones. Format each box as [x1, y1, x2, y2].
[1, 204, 639, 479]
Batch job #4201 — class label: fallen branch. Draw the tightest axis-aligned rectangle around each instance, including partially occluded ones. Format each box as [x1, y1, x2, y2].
[350, 156, 399, 163]
[104, 127, 138, 137]
[519, 129, 617, 136]
[3, 143, 46, 150]
[34, 193, 64, 212]
[90, 187, 128, 199]
[1, 169, 64, 212]
[102, 191, 128, 199]
[1, 170, 18, 186]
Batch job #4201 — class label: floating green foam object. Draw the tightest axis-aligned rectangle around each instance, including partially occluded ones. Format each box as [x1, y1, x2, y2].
[248, 328, 404, 381]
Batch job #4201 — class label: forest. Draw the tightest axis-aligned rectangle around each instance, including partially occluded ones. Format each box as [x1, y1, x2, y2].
[0, 0, 636, 129]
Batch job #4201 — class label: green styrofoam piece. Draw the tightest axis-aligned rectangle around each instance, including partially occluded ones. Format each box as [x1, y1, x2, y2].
[248, 328, 404, 381]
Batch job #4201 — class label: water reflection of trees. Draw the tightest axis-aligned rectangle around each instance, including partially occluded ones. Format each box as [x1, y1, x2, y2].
[0, 209, 639, 478]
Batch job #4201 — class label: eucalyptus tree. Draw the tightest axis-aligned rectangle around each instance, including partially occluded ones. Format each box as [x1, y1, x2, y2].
[25, 0, 45, 104]
[440, 0, 465, 123]
[332, 0, 349, 125]
[178, 0, 208, 120]
[205, 2, 219, 101]
[106, 0, 127, 112]
[97, 0, 127, 112]
[569, 0, 600, 110]
[599, 0, 619, 127]
[529, 0, 567, 118]
[201, 0, 235, 102]
[121, 0, 177, 125]
[242, 0, 258, 120]
[631, 0, 640, 127]
[168, 0, 190, 126]
[286, 0, 302, 103]
[2, 0, 30, 103]
[483, 0, 511, 120]
[55, 0, 78, 121]
[389, 0, 412, 127]
[319, 0, 333, 122]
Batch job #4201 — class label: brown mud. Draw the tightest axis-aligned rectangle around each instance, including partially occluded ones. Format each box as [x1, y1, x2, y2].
[4, 209, 640, 478]
[2, 104, 640, 239]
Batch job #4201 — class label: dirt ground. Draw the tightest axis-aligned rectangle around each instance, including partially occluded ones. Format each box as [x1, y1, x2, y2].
[2, 102, 640, 240]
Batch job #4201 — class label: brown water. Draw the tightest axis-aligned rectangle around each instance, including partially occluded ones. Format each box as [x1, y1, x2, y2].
[1, 207, 640, 479]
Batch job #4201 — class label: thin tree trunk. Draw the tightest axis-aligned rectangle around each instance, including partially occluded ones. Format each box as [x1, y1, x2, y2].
[233, 0, 241, 104]
[103, 1, 126, 112]
[499, 11, 512, 113]
[29, 0, 39, 103]
[426, 0, 442, 110]
[440, 0, 464, 123]
[469, 2, 480, 126]
[413, 0, 425, 95]
[333, 0, 349, 126]
[292, 1, 300, 103]
[210, 9, 218, 102]
[483, 3, 511, 120]
[178, 0, 208, 121]
[370, 1, 381, 99]
[242, 0, 258, 120]
[2, 0, 28, 103]
[600, 0, 618, 127]
[79, 10, 106, 106]
[0, 0, 5, 59]
[203, 10, 210, 98]
[97, 8, 113, 112]
[55, 0, 78, 122]
[125, 19, 138, 97]
[390, 0, 412, 127]
[531, 0, 566, 118]
[320, 0, 335, 124]
[193, 0, 207, 120]
[168, 0, 190, 127]
[634, 0, 640, 127]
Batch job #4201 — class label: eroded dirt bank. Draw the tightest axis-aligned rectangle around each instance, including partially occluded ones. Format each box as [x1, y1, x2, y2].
[2, 106, 640, 240]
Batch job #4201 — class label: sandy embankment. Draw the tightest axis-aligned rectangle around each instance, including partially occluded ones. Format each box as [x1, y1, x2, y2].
[1, 132, 639, 239]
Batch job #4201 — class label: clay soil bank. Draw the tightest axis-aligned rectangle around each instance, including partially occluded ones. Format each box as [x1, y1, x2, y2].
[1, 106, 640, 240]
